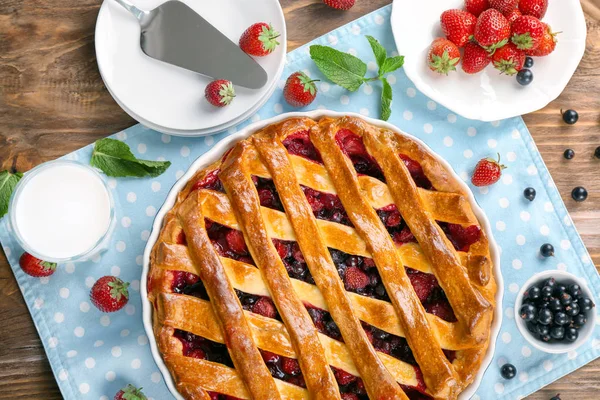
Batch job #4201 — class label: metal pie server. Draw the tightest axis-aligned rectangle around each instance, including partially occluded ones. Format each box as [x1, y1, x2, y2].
[114, 0, 268, 89]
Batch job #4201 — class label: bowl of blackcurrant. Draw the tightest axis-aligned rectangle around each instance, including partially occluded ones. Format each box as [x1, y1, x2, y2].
[515, 270, 596, 354]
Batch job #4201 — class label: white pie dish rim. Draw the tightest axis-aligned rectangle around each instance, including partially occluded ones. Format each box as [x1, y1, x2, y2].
[141, 110, 504, 400]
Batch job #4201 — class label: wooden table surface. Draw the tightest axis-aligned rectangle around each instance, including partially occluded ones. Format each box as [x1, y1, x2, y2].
[1, 0, 599, 398]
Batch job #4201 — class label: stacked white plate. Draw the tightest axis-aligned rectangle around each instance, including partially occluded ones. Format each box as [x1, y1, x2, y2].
[95, 0, 287, 136]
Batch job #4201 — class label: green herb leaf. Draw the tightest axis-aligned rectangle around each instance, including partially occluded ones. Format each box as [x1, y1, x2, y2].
[0, 170, 23, 218]
[310, 45, 367, 92]
[366, 35, 387, 69]
[381, 77, 392, 121]
[90, 138, 171, 178]
[381, 56, 405, 75]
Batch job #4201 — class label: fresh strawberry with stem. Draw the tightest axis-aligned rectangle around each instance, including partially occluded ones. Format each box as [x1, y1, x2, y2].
[205, 80, 235, 107]
[503, 8, 522, 24]
[19, 252, 56, 277]
[492, 42, 525, 75]
[471, 154, 506, 186]
[519, 0, 548, 19]
[462, 42, 491, 74]
[114, 384, 147, 400]
[90, 276, 130, 312]
[464, 0, 490, 17]
[528, 23, 559, 57]
[323, 0, 355, 10]
[489, 0, 518, 14]
[283, 72, 319, 107]
[474, 9, 511, 52]
[427, 38, 460, 75]
[239, 22, 280, 57]
[511, 15, 545, 51]
[440, 9, 478, 48]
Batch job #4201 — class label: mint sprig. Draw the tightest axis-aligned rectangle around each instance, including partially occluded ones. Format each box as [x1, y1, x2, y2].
[90, 138, 171, 178]
[0, 170, 23, 218]
[310, 35, 404, 121]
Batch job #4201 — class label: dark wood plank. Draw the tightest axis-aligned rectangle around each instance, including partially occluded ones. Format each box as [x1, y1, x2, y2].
[0, 0, 599, 398]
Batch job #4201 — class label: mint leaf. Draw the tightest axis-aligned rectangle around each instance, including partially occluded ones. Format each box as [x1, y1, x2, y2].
[0, 170, 23, 218]
[90, 138, 171, 178]
[366, 36, 387, 69]
[381, 77, 392, 121]
[381, 56, 405, 75]
[310, 45, 367, 91]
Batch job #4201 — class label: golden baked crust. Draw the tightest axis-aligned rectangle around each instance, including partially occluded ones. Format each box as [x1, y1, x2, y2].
[148, 115, 497, 400]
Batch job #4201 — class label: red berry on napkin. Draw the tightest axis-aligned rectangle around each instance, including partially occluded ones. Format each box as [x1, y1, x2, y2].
[519, 0, 548, 19]
[511, 15, 545, 51]
[283, 72, 318, 107]
[440, 9, 477, 48]
[492, 42, 525, 75]
[205, 80, 235, 107]
[114, 384, 147, 400]
[465, 0, 490, 17]
[427, 38, 460, 75]
[474, 9, 511, 51]
[91, 276, 130, 312]
[323, 0, 355, 10]
[471, 154, 506, 186]
[462, 42, 491, 74]
[239, 22, 280, 57]
[19, 252, 56, 277]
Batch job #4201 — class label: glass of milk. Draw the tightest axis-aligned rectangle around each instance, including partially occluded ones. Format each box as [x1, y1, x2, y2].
[9, 160, 116, 263]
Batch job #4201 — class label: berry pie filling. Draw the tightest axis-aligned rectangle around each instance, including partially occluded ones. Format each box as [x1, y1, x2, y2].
[273, 239, 315, 284]
[205, 221, 255, 266]
[438, 222, 481, 252]
[191, 169, 225, 193]
[336, 129, 386, 182]
[282, 130, 322, 163]
[253, 176, 285, 212]
[376, 204, 416, 245]
[302, 186, 353, 227]
[173, 329, 233, 367]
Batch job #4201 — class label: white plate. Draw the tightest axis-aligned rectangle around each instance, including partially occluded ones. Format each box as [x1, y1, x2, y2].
[391, 0, 586, 121]
[95, 0, 286, 134]
[141, 110, 504, 400]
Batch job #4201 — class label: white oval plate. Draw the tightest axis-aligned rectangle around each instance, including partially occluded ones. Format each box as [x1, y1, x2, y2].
[95, 0, 286, 134]
[141, 110, 504, 400]
[391, 0, 586, 121]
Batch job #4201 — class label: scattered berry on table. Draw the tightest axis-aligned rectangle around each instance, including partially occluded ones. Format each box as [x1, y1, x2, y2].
[471, 154, 506, 187]
[524, 56, 534, 68]
[549, 395, 561, 400]
[283, 72, 319, 108]
[239, 22, 280, 57]
[563, 149, 575, 160]
[205, 80, 235, 107]
[323, 0, 355, 10]
[511, 15, 545, 51]
[474, 9, 511, 51]
[503, 8, 522, 24]
[427, 38, 461, 75]
[571, 186, 588, 202]
[500, 363, 517, 379]
[516, 69, 534, 86]
[19, 252, 57, 277]
[492, 43, 525, 75]
[540, 243, 554, 257]
[462, 42, 491, 74]
[465, 0, 490, 17]
[519, 0, 548, 19]
[90, 276, 130, 312]
[490, 0, 518, 14]
[561, 109, 579, 125]
[528, 23, 558, 57]
[114, 384, 147, 400]
[523, 187, 536, 201]
[440, 9, 477, 48]
[595, 146, 600, 159]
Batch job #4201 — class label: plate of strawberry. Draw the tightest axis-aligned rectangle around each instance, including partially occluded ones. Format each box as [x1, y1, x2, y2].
[391, 0, 586, 121]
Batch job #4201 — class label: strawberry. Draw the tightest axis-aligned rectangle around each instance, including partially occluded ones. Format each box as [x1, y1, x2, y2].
[226, 229, 248, 255]
[503, 8, 522, 24]
[492, 43, 525, 75]
[489, 0, 518, 14]
[474, 9, 511, 52]
[511, 15, 545, 50]
[407, 270, 438, 302]
[440, 9, 478, 47]
[323, 0, 355, 10]
[19, 252, 56, 277]
[344, 266, 370, 291]
[427, 38, 460, 75]
[333, 368, 358, 385]
[462, 42, 491, 74]
[114, 384, 147, 400]
[239, 22, 280, 57]
[90, 276, 130, 312]
[528, 23, 558, 57]
[471, 154, 506, 186]
[205, 80, 235, 107]
[341, 393, 360, 400]
[519, 0, 548, 19]
[464, 0, 490, 17]
[251, 296, 277, 319]
[283, 72, 318, 108]
[281, 357, 301, 375]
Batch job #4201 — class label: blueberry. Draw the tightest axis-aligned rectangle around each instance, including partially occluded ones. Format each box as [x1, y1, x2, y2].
[565, 327, 579, 342]
[573, 313, 587, 328]
[571, 186, 588, 202]
[516, 69, 534, 86]
[560, 293, 573, 306]
[541, 285, 553, 299]
[554, 311, 570, 326]
[548, 298, 563, 312]
[550, 326, 565, 340]
[524, 57, 534, 68]
[537, 308, 553, 325]
[520, 304, 536, 321]
[540, 243, 555, 257]
[579, 297, 595, 311]
[562, 109, 579, 124]
[525, 285, 542, 300]
[563, 149, 575, 160]
[565, 302, 580, 317]
[500, 363, 517, 379]
[523, 187, 536, 201]
[568, 284, 582, 298]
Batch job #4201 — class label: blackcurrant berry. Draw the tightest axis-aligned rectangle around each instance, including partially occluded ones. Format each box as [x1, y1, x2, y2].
[579, 297, 595, 311]
[516, 69, 534, 86]
[500, 363, 517, 379]
[550, 326, 565, 340]
[540, 243, 555, 257]
[523, 187, 536, 201]
[524, 57, 534, 68]
[562, 109, 579, 124]
[563, 149, 575, 159]
[554, 311, 570, 326]
[520, 304, 536, 321]
[537, 308, 553, 325]
[565, 327, 579, 342]
[572, 186, 588, 202]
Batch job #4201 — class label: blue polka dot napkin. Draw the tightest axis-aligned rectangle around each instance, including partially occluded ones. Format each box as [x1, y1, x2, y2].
[1, 5, 599, 400]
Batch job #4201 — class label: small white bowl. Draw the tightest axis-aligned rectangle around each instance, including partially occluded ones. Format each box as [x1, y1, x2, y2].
[515, 270, 597, 354]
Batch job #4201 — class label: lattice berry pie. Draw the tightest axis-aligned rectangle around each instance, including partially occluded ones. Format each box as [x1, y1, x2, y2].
[148, 116, 497, 400]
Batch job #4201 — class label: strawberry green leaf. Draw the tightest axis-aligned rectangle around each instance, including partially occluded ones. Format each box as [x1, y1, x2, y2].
[366, 35, 387, 69]
[381, 55, 405, 75]
[0, 170, 23, 218]
[381, 77, 392, 121]
[90, 138, 171, 178]
[310, 45, 367, 92]
[258, 24, 280, 53]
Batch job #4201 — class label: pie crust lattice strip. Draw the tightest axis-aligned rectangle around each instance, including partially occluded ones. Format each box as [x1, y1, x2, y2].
[148, 115, 498, 400]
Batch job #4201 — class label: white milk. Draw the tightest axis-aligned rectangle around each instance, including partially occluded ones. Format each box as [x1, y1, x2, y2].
[12, 162, 113, 260]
